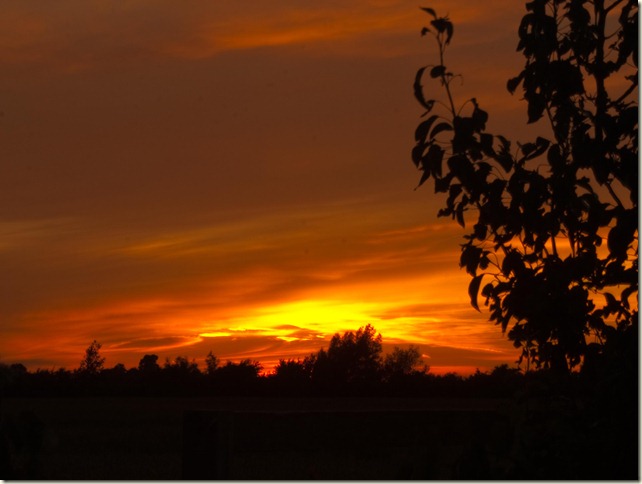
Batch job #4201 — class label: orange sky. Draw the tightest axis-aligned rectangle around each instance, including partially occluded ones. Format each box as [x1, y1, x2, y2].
[1, 1, 542, 375]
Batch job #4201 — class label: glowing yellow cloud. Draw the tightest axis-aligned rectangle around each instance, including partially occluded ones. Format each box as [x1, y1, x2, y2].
[249, 300, 378, 331]
[198, 299, 384, 342]
[199, 331, 233, 338]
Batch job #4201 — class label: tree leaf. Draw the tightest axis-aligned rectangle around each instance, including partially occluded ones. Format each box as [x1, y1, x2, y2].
[420, 7, 437, 18]
[460, 244, 482, 275]
[414, 114, 440, 142]
[431, 18, 450, 34]
[455, 204, 465, 227]
[430, 65, 446, 78]
[415, 168, 431, 190]
[480, 133, 494, 155]
[527, 93, 546, 123]
[447, 154, 475, 188]
[519, 136, 550, 161]
[472, 105, 488, 132]
[411, 142, 427, 167]
[604, 292, 617, 308]
[473, 223, 487, 241]
[425, 143, 445, 178]
[430, 122, 453, 138]
[434, 172, 453, 193]
[445, 21, 454, 45]
[520, 142, 537, 157]
[507, 75, 523, 94]
[448, 183, 463, 204]
[413, 67, 434, 111]
[468, 274, 485, 311]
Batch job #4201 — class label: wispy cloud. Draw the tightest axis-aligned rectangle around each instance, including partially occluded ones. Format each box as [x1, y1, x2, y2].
[0, 199, 517, 373]
[0, 1, 524, 69]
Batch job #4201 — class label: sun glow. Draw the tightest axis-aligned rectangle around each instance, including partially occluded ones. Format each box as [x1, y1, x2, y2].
[252, 300, 379, 330]
[199, 331, 233, 338]
[200, 299, 386, 340]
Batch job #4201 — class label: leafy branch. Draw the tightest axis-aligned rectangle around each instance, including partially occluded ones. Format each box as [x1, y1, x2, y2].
[413, 2, 638, 372]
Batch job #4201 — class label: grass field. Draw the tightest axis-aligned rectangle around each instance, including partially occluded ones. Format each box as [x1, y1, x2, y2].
[2, 396, 509, 479]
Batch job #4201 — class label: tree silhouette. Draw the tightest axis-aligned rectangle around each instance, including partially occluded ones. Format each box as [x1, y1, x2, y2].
[308, 324, 383, 389]
[271, 359, 311, 395]
[214, 359, 263, 394]
[273, 358, 309, 381]
[412, 2, 637, 372]
[382, 345, 425, 380]
[163, 356, 200, 375]
[78, 340, 105, 375]
[218, 359, 262, 378]
[138, 354, 160, 373]
[204, 351, 219, 376]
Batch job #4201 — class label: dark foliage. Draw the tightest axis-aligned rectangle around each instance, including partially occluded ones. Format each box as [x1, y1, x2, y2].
[138, 354, 160, 373]
[77, 340, 105, 375]
[382, 345, 425, 382]
[412, 1, 638, 374]
[412, 3, 637, 478]
[307, 324, 384, 393]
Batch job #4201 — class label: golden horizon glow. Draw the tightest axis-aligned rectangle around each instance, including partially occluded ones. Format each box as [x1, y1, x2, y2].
[0, 204, 521, 374]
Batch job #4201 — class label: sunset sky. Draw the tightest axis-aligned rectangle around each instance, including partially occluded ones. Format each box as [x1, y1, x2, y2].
[1, 1, 546, 374]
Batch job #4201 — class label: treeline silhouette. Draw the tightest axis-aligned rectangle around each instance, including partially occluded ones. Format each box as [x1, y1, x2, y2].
[0, 323, 624, 400]
[0, 325, 530, 397]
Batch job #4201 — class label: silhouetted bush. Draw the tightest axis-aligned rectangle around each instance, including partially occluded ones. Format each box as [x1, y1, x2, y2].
[212, 360, 263, 396]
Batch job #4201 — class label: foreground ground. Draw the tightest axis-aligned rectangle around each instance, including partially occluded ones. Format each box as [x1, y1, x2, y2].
[2, 396, 508, 479]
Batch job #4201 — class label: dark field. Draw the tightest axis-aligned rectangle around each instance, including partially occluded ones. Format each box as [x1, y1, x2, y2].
[2, 396, 509, 479]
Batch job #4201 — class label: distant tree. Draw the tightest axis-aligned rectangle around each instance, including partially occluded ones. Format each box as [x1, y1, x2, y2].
[216, 359, 262, 378]
[9, 364, 27, 376]
[204, 351, 219, 376]
[382, 345, 426, 380]
[138, 354, 160, 373]
[214, 359, 263, 394]
[111, 363, 127, 375]
[78, 340, 105, 375]
[273, 358, 310, 382]
[412, 2, 637, 372]
[490, 363, 521, 380]
[309, 324, 384, 387]
[98, 363, 129, 396]
[163, 356, 200, 375]
[466, 364, 523, 397]
[332, 324, 383, 381]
